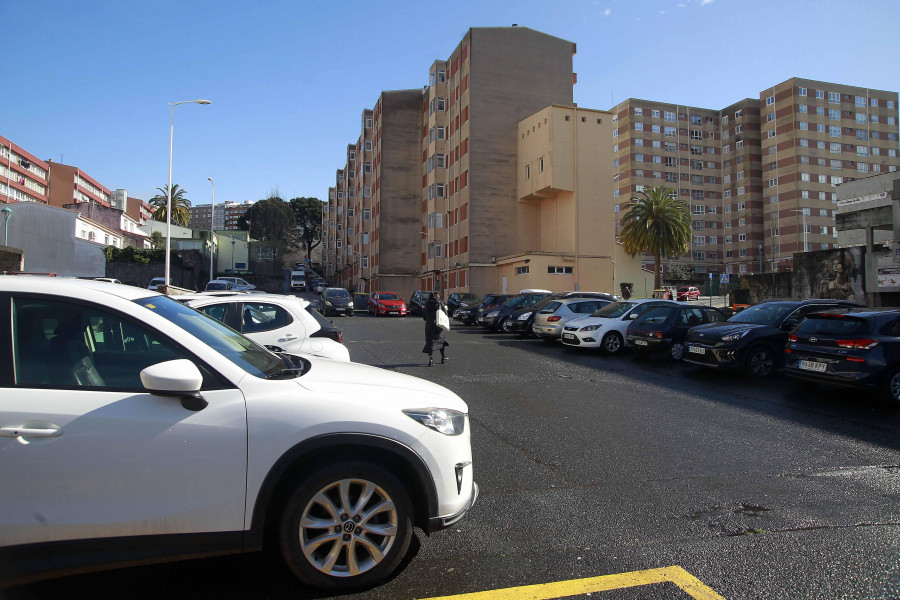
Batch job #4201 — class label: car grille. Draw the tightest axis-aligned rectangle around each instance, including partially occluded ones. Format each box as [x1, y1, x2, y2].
[564, 325, 579, 331]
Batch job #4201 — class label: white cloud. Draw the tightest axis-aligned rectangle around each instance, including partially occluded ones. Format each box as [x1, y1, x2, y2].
[678, 2, 686, 7]
[659, 10, 666, 14]
[603, 8, 612, 16]
[700, 0, 715, 5]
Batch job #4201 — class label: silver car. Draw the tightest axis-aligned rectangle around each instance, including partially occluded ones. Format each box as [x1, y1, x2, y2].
[532, 297, 612, 342]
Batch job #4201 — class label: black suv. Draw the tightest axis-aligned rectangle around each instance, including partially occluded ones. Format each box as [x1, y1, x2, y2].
[456, 294, 511, 325]
[507, 292, 618, 338]
[684, 298, 861, 378]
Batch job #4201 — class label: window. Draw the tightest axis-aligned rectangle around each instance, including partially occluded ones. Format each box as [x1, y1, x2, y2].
[634, 123, 644, 131]
[799, 121, 808, 131]
[12, 298, 190, 389]
[634, 107, 643, 115]
[664, 111, 676, 122]
[515, 265, 529, 275]
[525, 165, 530, 180]
[766, 95, 775, 106]
[799, 104, 808, 114]
[816, 90, 825, 100]
[664, 126, 676, 137]
[652, 109, 660, 118]
[829, 108, 840, 120]
[828, 91, 840, 103]
[798, 87, 807, 96]
[548, 266, 573, 274]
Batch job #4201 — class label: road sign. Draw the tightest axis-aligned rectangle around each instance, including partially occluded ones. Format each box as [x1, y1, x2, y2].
[720, 273, 730, 284]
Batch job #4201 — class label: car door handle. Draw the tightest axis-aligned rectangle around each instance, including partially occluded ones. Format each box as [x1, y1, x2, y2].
[0, 426, 63, 439]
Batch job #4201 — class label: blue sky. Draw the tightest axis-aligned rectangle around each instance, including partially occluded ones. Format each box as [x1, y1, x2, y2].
[5, 0, 899, 207]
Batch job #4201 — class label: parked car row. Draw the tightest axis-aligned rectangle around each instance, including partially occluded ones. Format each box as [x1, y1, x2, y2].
[455, 291, 900, 403]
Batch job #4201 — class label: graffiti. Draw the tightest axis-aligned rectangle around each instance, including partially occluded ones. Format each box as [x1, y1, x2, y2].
[816, 253, 857, 301]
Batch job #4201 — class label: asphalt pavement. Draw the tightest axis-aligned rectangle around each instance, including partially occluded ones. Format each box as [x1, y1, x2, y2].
[7, 307, 900, 600]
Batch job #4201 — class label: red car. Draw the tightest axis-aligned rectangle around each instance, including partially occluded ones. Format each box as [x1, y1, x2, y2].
[368, 291, 408, 316]
[677, 286, 700, 301]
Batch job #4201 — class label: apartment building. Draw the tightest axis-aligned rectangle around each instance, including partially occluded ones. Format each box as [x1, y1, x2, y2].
[46, 162, 111, 210]
[1, 134, 50, 205]
[612, 78, 900, 277]
[425, 26, 576, 296]
[759, 78, 899, 271]
[612, 100, 723, 277]
[323, 92, 422, 295]
[188, 202, 226, 230]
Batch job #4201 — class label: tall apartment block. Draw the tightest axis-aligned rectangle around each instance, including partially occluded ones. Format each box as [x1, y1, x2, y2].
[1, 135, 50, 205]
[323, 27, 578, 299]
[611, 101, 723, 276]
[422, 27, 576, 295]
[612, 78, 899, 277]
[760, 78, 898, 271]
[322, 91, 422, 293]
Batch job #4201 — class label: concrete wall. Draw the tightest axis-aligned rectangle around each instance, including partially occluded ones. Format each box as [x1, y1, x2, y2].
[2, 202, 106, 277]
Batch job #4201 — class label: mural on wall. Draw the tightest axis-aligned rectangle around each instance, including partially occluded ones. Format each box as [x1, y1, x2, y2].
[794, 247, 865, 303]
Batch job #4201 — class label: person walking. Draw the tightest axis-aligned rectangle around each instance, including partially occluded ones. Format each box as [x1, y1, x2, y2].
[422, 292, 449, 366]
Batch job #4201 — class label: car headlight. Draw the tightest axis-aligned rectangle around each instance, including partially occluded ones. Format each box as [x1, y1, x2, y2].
[487, 310, 499, 318]
[721, 330, 751, 342]
[580, 324, 602, 331]
[325, 301, 333, 306]
[403, 408, 466, 436]
[518, 312, 533, 320]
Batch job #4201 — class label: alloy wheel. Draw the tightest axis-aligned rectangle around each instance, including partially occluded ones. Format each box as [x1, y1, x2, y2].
[297, 477, 398, 578]
[747, 347, 774, 378]
[602, 332, 622, 354]
[670, 342, 684, 361]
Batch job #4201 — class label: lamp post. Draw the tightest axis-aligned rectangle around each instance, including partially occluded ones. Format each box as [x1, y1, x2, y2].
[208, 177, 215, 280]
[1, 206, 12, 246]
[165, 99, 211, 289]
[231, 238, 236, 273]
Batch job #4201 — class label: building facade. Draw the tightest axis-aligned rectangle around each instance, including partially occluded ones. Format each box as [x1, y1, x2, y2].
[1, 135, 50, 205]
[47, 162, 111, 210]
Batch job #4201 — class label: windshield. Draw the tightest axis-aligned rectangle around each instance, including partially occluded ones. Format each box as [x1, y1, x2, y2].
[502, 295, 527, 308]
[377, 293, 400, 300]
[458, 293, 480, 301]
[591, 301, 637, 318]
[728, 302, 797, 325]
[325, 289, 351, 298]
[134, 296, 284, 378]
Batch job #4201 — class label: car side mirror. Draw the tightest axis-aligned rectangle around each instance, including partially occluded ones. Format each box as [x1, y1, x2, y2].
[628, 313, 639, 319]
[781, 318, 800, 331]
[140, 359, 207, 411]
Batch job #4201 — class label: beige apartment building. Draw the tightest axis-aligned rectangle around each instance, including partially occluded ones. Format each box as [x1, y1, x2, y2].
[612, 78, 900, 278]
[759, 78, 899, 271]
[508, 105, 643, 294]
[612, 100, 723, 278]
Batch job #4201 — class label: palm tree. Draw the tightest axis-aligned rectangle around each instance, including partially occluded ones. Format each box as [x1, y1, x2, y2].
[148, 184, 192, 227]
[619, 185, 691, 289]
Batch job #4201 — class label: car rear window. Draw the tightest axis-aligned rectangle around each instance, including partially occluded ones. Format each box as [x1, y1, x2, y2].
[795, 315, 872, 337]
[539, 301, 563, 314]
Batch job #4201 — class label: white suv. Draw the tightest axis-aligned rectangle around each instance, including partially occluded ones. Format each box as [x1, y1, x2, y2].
[0, 277, 476, 590]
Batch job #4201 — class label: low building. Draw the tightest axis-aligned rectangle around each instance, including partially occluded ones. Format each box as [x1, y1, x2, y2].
[835, 172, 900, 305]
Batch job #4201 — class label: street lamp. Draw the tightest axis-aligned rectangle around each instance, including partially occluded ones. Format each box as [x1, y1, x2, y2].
[231, 238, 236, 273]
[1, 206, 11, 246]
[208, 177, 215, 280]
[165, 99, 211, 289]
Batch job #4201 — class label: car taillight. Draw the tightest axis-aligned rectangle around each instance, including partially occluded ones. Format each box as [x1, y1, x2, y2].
[835, 339, 879, 350]
[311, 329, 342, 344]
[547, 316, 562, 322]
[788, 334, 798, 342]
[652, 331, 663, 339]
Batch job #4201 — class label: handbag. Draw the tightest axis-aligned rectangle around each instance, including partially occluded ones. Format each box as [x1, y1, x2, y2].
[436, 305, 450, 331]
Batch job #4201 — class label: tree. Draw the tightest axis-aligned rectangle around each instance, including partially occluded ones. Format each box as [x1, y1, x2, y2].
[289, 197, 324, 260]
[239, 195, 297, 267]
[619, 186, 691, 289]
[148, 184, 192, 227]
[148, 230, 165, 249]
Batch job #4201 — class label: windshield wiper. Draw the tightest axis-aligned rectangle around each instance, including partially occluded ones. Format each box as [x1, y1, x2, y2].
[266, 367, 304, 380]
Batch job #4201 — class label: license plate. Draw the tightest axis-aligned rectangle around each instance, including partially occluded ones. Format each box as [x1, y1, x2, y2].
[634, 339, 648, 346]
[799, 360, 827, 373]
[563, 333, 575, 340]
[688, 345, 706, 355]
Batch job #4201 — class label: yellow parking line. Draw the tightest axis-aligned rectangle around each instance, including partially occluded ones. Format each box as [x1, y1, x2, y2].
[424, 565, 726, 600]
